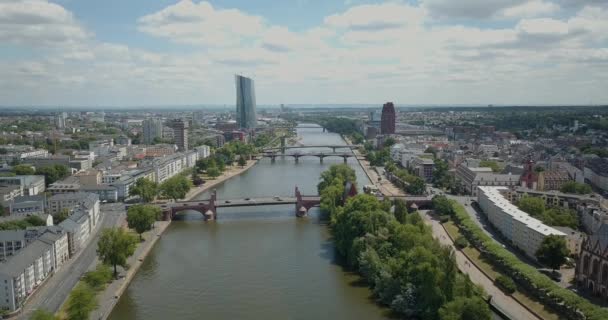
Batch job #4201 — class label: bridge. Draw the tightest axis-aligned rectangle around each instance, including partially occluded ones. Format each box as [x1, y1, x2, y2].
[262, 144, 362, 154]
[159, 186, 321, 220]
[258, 152, 356, 163]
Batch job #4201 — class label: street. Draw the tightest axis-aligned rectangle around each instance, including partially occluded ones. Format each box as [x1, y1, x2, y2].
[19, 203, 126, 319]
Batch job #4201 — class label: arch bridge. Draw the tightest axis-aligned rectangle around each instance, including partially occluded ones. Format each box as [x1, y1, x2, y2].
[159, 186, 320, 220]
[258, 152, 356, 163]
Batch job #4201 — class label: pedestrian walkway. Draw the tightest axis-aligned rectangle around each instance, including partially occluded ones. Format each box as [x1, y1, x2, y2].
[422, 213, 541, 320]
[89, 221, 170, 320]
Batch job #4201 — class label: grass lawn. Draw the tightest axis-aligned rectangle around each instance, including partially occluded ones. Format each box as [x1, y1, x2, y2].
[442, 221, 561, 320]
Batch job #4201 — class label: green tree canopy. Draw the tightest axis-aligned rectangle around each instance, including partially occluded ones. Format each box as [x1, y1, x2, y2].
[97, 228, 138, 278]
[517, 197, 546, 217]
[238, 155, 247, 167]
[560, 181, 592, 194]
[13, 164, 35, 175]
[536, 235, 569, 270]
[66, 283, 97, 320]
[438, 296, 491, 320]
[129, 177, 159, 203]
[127, 204, 161, 240]
[159, 174, 192, 201]
[31, 309, 58, 320]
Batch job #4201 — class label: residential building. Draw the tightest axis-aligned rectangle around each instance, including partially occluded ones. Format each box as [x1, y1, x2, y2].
[47, 192, 100, 217]
[0, 185, 23, 205]
[477, 186, 567, 259]
[0, 175, 45, 196]
[235, 74, 257, 129]
[380, 102, 396, 135]
[410, 157, 435, 182]
[171, 119, 189, 151]
[142, 118, 163, 145]
[8, 195, 45, 217]
[455, 162, 520, 196]
[0, 240, 54, 312]
[585, 158, 608, 193]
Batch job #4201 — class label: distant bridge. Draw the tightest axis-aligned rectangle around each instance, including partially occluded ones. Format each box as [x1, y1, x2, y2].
[159, 186, 320, 220]
[257, 152, 356, 164]
[262, 144, 362, 153]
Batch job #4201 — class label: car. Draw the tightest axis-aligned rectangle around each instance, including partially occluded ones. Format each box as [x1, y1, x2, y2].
[245, 197, 251, 200]
[225, 200, 231, 204]
[464, 203, 468, 206]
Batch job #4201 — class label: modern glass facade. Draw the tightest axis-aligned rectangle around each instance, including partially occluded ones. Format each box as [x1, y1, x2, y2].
[235, 75, 257, 129]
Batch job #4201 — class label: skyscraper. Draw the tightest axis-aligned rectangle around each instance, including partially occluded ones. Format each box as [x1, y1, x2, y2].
[235, 74, 257, 129]
[380, 102, 396, 134]
[143, 118, 163, 145]
[171, 119, 189, 151]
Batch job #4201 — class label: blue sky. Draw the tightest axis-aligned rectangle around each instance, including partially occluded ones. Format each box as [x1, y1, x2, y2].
[1, 0, 607, 106]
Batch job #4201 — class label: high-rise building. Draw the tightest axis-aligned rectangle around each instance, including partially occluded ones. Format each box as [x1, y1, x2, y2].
[143, 118, 163, 145]
[235, 74, 257, 129]
[171, 119, 189, 151]
[55, 112, 67, 129]
[380, 102, 396, 134]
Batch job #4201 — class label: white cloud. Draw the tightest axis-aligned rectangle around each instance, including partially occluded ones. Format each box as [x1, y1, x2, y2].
[1, 0, 607, 106]
[0, 0, 88, 46]
[137, 0, 265, 47]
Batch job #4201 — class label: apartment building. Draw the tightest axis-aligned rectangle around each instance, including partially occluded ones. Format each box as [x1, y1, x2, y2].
[477, 186, 567, 259]
[0, 175, 45, 196]
[456, 162, 520, 196]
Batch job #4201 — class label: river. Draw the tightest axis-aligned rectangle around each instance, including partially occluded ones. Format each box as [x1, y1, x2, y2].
[108, 125, 396, 320]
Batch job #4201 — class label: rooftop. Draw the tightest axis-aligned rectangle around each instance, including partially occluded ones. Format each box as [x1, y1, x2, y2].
[0, 240, 52, 277]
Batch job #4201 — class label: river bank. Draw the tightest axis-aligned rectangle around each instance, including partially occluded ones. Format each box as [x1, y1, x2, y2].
[183, 159, 258, 201]
[81, 160, 260, 319]
[88, 221, 171, 320]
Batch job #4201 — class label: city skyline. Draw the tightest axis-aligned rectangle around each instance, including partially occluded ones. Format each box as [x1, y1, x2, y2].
[1, 0, 607, 107]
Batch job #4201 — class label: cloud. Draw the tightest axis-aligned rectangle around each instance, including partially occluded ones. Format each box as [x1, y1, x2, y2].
[0, 0, 88, 46]
[325, 3, 425, 30]
[500, 1, 560, 19]
[137, 0, 265, 47]
[424, 0, 526, 19]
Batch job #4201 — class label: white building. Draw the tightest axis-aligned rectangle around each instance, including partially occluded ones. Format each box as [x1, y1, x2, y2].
[456, 162, 520, 196]
[0, 240, 54, 312]
[0, 176, 46, 196]
[47, 192, 99, 216]
[477, 186, 567, 259]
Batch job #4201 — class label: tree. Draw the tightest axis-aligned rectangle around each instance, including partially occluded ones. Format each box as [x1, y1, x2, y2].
[536, 235, 569, 271]
[129, 178, 158, 203]
[82, 264, 113, 291]
[517, 197, 546, 217]
[55, 208, 70, 223]
[238, 155, 247, 167]
[479, 160, 501, 173]
[438, 296, 491, 320]
[207, 166, 221, 178]
[432, 159, 450, 188]
[394, 199, 408, 224]
[127, 205, 161, 240]
[97, 228, 138, 278]
[35, 165, 69, 186]
[432, 195, 453, 216]
[560, 181, 592, 194]
[159, 175, 192, 201]
[13, 164, 35, 175]
[66, 283, 97, 320]
[31, 309, 58, 320]
[406, 176, 426, 195]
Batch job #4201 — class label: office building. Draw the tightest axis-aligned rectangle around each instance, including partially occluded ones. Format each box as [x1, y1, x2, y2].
[171, 119, 189, 151]
[235, 74, 257, 129]
[380, 102, 396, 134]
[143, 118, 163, 145]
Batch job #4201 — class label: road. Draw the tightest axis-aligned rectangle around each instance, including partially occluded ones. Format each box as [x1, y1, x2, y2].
[19, 203, 126, 319]
[421, 211, 540, 320]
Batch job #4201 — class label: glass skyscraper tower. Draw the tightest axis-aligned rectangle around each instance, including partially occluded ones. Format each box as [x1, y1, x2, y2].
[235, 74, 257, 129]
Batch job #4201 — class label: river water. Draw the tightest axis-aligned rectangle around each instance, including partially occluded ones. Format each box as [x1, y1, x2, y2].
[108, 125, 395, 320]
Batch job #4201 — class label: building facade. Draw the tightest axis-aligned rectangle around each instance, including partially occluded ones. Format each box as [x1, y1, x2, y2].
[171, 119, 189, 151]
[380, 102, 396, 134]
[235, 74, 257, 129]
[143, 118, 163, 145]
[577, 223, 608, 299]
[477, 186, 567, 259]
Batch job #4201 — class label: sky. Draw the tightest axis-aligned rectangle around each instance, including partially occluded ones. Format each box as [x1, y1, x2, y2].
[0, 0, 607, 107]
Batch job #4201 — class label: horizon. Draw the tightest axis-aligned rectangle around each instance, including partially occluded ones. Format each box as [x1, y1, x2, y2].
[1, 0, 607, 106]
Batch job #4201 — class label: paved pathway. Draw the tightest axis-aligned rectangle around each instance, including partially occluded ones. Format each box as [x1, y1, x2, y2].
[19, 203, 125, 319]
[90, 221, 170, 320]
[421, 212, 541, 320]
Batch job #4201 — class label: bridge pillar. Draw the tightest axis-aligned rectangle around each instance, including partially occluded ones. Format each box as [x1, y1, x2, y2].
[343, 156, 348, 164]
[323, 127, 326, 132]
[332, 147, 336, 153]
[319, 156, 324, 164]
[270, 155, 276, 163]
[294, 156, 300, 164]
[210, 190, 218, 220]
